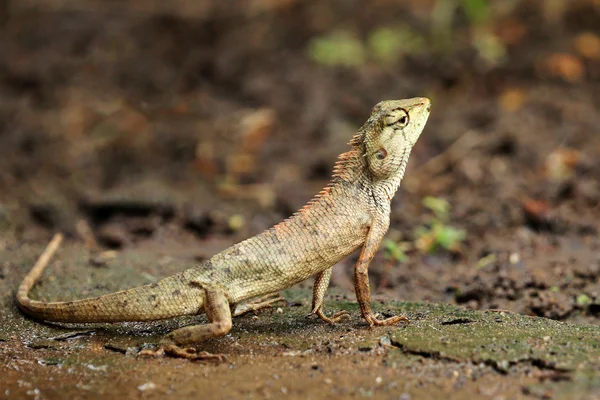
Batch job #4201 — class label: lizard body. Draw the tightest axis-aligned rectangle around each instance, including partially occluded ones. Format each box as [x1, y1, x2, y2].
[17, 98, 431, 356]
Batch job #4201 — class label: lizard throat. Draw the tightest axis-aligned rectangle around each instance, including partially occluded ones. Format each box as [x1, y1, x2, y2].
[373, 149, 411, 201]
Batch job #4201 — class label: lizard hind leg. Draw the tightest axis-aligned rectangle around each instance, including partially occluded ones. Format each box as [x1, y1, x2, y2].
[157, 287, 232, 361]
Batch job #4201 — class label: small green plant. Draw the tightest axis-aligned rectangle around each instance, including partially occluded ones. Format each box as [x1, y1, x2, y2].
[383, 239, 409, 263]
[576, 293, 592, 306]
[415, 196, 466, 253]
[431, 0, 506, 65]
[476, 253, 496, 270]
[307, 30, 366, 67]
[368, 26, 425, 64]
[308, 25, 426, 68]
[461, 0, 490, 25]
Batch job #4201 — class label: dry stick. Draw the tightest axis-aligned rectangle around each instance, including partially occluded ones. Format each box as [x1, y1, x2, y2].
[17, 233, 64, 301]
[76, 220, 99, 251]
[404, 130, 484, 193]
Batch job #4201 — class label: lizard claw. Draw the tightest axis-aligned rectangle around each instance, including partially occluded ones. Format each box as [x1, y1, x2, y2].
[161, 344, 226, 362]
[313, 308, 351, 325]
[365, 313, 409, 327]
[138, 342, 226, 362]
[137, 346, 166, 358]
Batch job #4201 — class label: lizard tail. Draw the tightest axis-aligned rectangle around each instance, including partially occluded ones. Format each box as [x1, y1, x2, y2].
[16, 233, 204, 323]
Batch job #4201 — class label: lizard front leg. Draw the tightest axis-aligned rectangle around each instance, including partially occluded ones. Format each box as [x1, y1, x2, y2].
[354, 223, 408, 327]
[310, 268, 350, 324]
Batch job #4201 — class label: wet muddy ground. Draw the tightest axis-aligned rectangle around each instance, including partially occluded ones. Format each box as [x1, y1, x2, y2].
[1, 0, 599, 398]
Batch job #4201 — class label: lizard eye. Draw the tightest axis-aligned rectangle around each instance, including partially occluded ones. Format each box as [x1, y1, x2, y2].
[376, 148, 387, 160]
[385, 109, 409, 128]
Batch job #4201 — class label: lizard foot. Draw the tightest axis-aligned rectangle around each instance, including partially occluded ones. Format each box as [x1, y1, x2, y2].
[138, 344, 226, 362]
[137, 346, 166, 358]
[233, 293, 287, 317]
[365, 313, 409, 327]
[162, 344, 226, 362]
[314, 309, 351, 325]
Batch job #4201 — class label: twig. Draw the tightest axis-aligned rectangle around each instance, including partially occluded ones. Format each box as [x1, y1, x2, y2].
[76, 219, 99, 251]
[404, 130, 484, 192]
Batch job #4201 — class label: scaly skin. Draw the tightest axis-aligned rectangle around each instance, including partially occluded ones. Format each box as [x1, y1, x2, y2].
[16, 98, 431, 358]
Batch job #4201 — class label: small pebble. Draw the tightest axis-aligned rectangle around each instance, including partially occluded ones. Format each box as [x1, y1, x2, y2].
[138, 382, 156, 391]
[509, 252, 520, 264]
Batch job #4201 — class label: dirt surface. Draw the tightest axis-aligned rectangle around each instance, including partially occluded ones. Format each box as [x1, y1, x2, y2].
[2, 242, 600, 399]
[1, 0, 600, 399]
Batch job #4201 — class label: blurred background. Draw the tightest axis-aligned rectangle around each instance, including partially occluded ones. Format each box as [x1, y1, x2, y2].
[0, 0, 599, 323]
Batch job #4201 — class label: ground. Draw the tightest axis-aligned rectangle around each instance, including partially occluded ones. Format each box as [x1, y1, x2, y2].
[1, 1, 599, 399]
[2, 242, 599, 399]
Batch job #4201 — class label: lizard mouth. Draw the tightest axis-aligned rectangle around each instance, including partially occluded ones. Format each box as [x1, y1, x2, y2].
[420, 98, 432, 113]
[410, 97, 431, 114]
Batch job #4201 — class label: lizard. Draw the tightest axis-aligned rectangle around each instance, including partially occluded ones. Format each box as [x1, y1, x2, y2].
[16, 97, 431, 360]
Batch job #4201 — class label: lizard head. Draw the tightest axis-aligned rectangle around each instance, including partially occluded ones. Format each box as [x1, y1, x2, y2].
[361, 97, 431, 180]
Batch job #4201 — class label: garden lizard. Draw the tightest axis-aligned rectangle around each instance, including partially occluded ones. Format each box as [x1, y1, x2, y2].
[17, 97, 431, 359]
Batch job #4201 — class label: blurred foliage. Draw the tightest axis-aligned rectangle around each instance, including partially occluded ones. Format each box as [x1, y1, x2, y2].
[461, 0, 491, 24]
[384, 196, 466, 265]
[415, 196, 466, 254]
[384, 238, 409, 263]
[368, 26, 426, 64]
[308, 0, 513, 68]
[472, 29, 506, 65]
[432, 0, 506, 64]
[576, 293, 592, 306]
[476, 253, 496, 270]
[308, 26, 425, 67]
[308, 30, 366, 67]
[421, 196, 450, 220]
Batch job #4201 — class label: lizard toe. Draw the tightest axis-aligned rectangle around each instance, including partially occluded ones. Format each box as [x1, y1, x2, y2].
[162, 344, 226, 362]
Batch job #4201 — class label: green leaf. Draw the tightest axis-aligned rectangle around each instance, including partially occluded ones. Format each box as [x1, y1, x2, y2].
[422, 196, 450, 220]
[435, 226, 466, 250]
[308, 31, 366, 67]
[461, 0, 490, 25]
[576, 294, 592, 306]
[368, 26, 425, 63]
[384, 239, 409, 263]
[473, 29, 506, 66]
[476, 253, 496, 270]
[368, 28, 402, 63]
